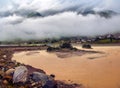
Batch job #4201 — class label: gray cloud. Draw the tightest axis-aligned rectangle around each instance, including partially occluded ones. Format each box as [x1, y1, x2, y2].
[1, 0, 120, 16]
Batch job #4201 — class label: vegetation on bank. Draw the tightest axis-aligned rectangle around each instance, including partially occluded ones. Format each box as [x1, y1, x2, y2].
[0, 33, 119, 46]
[47, 42, 78, 52]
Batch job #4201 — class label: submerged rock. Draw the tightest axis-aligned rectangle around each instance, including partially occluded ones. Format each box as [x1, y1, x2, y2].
[82, 44, 92, 49]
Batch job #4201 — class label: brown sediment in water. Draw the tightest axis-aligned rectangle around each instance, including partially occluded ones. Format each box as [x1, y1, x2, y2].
[13, 45, 120, 88]
[53, 49, 103, 58]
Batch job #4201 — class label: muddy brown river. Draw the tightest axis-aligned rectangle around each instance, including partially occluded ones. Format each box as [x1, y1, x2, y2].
[13, 46, 120, 88]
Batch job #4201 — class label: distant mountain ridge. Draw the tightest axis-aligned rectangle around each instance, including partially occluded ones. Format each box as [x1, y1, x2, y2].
[0, 9, 118, 18]
[27, 12, 42, 18]
[78, 10, 117, 18]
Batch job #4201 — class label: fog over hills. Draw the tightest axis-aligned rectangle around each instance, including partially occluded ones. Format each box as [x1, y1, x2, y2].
[0, 0, 120, 41]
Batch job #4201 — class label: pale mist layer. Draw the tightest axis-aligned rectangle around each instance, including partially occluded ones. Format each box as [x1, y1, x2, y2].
[0, 12, 120, 41]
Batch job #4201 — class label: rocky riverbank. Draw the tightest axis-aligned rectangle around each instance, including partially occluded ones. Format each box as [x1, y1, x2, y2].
[0, 47, 83, 88]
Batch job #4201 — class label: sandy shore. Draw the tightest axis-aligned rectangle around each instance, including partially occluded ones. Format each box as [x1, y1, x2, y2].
[13, 45, 120, 88]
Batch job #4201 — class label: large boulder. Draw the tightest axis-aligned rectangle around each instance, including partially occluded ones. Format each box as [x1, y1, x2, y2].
[30, 72, 49, 86]
[13, 66, 28, 83]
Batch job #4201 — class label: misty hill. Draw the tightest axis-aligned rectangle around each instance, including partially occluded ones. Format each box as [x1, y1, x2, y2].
[27, 12, 42, 18]
[79, 10, 117, 18]
[0, 10, 42, 18]
[0, 11, 12, 17]
[97, 10, 117, 18]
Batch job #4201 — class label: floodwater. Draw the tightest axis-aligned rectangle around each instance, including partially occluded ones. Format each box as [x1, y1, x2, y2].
[13, 46, 120, 88]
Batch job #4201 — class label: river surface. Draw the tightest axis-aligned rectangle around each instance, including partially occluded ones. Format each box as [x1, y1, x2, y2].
[13, 46, 120, 88]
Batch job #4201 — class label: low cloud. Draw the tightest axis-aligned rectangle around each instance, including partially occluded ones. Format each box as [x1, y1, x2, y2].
[0, 12, 120, 41]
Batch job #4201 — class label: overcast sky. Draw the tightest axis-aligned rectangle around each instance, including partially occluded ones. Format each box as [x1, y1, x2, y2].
[0, 0, 120, 41]
[0, 0, 120, 12]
